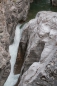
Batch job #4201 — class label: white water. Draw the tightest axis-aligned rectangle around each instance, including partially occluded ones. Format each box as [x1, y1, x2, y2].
[4, 24, 22, 86]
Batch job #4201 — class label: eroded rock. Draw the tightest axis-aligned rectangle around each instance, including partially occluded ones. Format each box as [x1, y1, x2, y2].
[18, 11, 57, 86]
[4, 0, 31, 44]
[0, 0, 32, 85]
[0, 2, 10, 86]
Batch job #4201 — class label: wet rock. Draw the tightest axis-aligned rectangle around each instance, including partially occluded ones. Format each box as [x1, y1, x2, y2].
[0, 0, 33, 85]
[18, 11, 57, 86]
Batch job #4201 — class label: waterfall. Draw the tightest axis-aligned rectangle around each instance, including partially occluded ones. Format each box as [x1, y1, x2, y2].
[4, 24, 22, 86]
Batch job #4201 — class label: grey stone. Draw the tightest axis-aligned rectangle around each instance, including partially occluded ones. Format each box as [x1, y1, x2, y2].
[0, 0, 32, 85]
[18, 11, 57, 86]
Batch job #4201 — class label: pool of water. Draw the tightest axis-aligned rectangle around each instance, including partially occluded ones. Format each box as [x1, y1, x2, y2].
[27, 0, 57, 21]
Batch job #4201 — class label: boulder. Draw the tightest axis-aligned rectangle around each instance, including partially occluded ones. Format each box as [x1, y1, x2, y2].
[18, 11, 57, 86]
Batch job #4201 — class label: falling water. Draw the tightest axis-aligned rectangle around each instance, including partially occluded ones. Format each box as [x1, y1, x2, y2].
[4, 24, 22, 86]
[4, 0, 57, 86]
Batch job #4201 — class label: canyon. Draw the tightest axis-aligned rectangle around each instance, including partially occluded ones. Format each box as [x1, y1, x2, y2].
[0, 0, 57, 86]
[0, 0, 32, 85]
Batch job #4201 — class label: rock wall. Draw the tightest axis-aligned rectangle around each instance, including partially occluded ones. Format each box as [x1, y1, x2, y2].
[0, 0, 32, 85]
[18, 11, 57, 86]
[0, 2, 10, 86]
[4, 0, 31, 44]
[0, 0, 57, 85]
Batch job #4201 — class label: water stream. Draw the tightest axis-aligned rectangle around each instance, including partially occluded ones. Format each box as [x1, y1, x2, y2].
[4, 24, 22, 86]
[27, 0, 57, 21]
[4, 0, 57, 86]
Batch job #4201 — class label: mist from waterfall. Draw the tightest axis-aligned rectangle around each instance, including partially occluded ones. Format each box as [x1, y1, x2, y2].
[4, 24, 22, 86]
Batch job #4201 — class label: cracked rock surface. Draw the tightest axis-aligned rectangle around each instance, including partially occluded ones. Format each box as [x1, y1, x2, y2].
[4, 0, 32, 44]
[0, 0, 32, 85]
[0, 2, 10, 86]
[18, 11, 57, 86]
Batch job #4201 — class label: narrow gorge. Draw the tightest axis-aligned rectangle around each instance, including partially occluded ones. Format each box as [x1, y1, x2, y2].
[0, 0, 57, 86]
